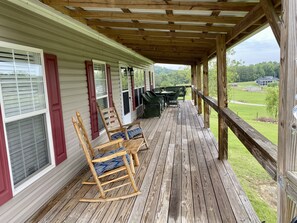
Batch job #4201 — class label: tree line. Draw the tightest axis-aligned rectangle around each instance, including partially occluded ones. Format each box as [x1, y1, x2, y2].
[235, 61, 279, 82]
[155, 61, 280, 88]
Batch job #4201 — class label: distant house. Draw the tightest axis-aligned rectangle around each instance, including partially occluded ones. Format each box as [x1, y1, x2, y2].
[255, 76, 279, 86]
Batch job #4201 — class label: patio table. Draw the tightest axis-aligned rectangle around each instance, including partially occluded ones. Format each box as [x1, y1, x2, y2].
[123, 138, 144, 173]
[156, 91, 175, 106]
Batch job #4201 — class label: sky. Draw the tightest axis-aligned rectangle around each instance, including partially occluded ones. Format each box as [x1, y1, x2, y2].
[155, 26, 280, 70]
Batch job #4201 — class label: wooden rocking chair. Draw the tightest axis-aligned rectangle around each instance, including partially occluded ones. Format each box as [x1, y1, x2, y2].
[97, 101, 149, 150]
[72, 113, 140, 202]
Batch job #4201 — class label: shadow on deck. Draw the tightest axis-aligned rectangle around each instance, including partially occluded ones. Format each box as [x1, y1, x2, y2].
[28, 101, 259, 223]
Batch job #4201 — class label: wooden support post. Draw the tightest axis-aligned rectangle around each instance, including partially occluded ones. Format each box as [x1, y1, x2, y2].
[193, 64, 197, 106]
[197, 63, 202, 114]
[260, 0, 280, 46]
[191, 64, 195, 102]
[203, 57, 209, 128]
[216, 34, 228, 160]
[278, 0, 297, 222]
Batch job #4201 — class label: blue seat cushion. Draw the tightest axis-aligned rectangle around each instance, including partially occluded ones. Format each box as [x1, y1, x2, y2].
[94, 147, 130, 176]
[110, 127, 142, 140]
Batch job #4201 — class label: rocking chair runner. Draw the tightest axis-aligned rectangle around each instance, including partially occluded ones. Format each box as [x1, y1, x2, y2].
[97, 102, 149, 149]
[72, 113, 140, 202]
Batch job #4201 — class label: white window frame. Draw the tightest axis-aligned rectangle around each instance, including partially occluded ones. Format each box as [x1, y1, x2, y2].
[0, 41, 55, 195]
[92, 59, 109, 133]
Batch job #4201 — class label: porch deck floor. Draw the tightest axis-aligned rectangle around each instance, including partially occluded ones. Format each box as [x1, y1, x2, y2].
[29, 101, 260, 223]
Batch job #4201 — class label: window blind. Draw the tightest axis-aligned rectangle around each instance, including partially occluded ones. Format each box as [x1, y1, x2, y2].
[0, 48, 45, 118]
[6, 114, 49, 186]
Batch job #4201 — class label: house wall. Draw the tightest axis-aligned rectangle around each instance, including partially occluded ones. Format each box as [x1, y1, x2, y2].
[0, 1, 153, 222]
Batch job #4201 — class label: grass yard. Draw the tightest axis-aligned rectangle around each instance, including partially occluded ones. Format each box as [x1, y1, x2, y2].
[185, 82, 278, 222]
[229, 84, 267, 105]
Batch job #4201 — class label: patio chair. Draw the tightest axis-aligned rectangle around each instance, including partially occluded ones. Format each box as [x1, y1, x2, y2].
[167, 88, 181, 107]
[72, 113, 140, 202]
[97, 102, 149, 149]
[142, 93, 162, 118]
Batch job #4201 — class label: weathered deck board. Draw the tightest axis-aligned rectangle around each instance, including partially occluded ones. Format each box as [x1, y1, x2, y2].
[28, 101, 260, 223]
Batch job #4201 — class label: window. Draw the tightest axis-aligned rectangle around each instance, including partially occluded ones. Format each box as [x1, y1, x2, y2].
[134, 68, 145, 108]
[0, 43, 53, 191]
[93, 61, 109, 132]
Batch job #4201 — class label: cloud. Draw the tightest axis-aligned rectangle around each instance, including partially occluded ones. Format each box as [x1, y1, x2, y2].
[155, 63, 187, 70]
[230, 27, 280, 64]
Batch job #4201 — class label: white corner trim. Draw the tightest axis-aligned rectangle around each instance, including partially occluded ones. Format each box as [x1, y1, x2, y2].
[7, 0, 154, 64]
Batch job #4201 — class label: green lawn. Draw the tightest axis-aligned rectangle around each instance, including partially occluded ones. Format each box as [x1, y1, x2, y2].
[187, 82, 278, 222]
[229, 86, 267, 105]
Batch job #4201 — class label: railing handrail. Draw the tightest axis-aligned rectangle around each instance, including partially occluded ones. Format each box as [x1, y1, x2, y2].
[193, 87, 277, 181]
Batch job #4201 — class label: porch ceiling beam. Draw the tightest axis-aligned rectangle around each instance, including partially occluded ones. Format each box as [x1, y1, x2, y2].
[226, 4, 264, 44]
[113, 36, 215, 44]
[88, 21, 232, 33]
[227, 0, 281, 44]
[119, 40, 214, 48]
[151, 59, 194, 65]
[127, 45, 207, 53]
[147, 54, 201, 59]
[139, 51, 205, 58]
[70, 11, 242, 24]
[45, 1, 256, 11]
[260, 0, 281, 45]
[98, 29, 219, 39]
[132, 47, 206, 54]
[149, 56, 197, 62]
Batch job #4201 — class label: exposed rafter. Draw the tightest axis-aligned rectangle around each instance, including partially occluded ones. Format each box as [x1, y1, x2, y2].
[260, 0, 281, 45]
[45, 1, 257, 12]
[98, 29, 218, 39]
[70, 11, 242, 24]
[41, 0, 281, 65]
[88, 21, 232, 33]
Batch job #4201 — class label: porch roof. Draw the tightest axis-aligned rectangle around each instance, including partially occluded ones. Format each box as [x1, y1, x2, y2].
[40, 0, 281, 65]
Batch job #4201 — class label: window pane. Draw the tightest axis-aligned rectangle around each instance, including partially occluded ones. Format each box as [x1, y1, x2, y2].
[141, 87, 144, 104]
[134, 89, 139, 107]
[123, 92, 130, 115]
[0, 48, 46, 118]
[6, 114, 50, 186]
[95, 80, 107, 98]
[121, 67, 128, 91]
[97, 97, 108, 132]
[94, 63, 107, 98]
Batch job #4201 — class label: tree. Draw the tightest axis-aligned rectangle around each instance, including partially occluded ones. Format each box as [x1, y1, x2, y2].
[154, 65, 191, 87]
[207, 49, 241, 99]
[265, 84, 279, 119]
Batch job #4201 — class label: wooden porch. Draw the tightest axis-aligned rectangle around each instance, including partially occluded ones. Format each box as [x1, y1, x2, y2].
[29, 101, 259, 223]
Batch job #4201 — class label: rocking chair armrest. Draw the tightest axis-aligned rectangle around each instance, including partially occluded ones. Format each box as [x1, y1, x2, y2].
[93, 138, 124, 151]
[108, 127, 127, 133]
[123, 120, 141, 128]
[92, 150, 127, 163]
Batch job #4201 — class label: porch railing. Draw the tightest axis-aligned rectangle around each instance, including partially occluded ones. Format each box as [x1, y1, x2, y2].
[192, 87, 277, 181]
